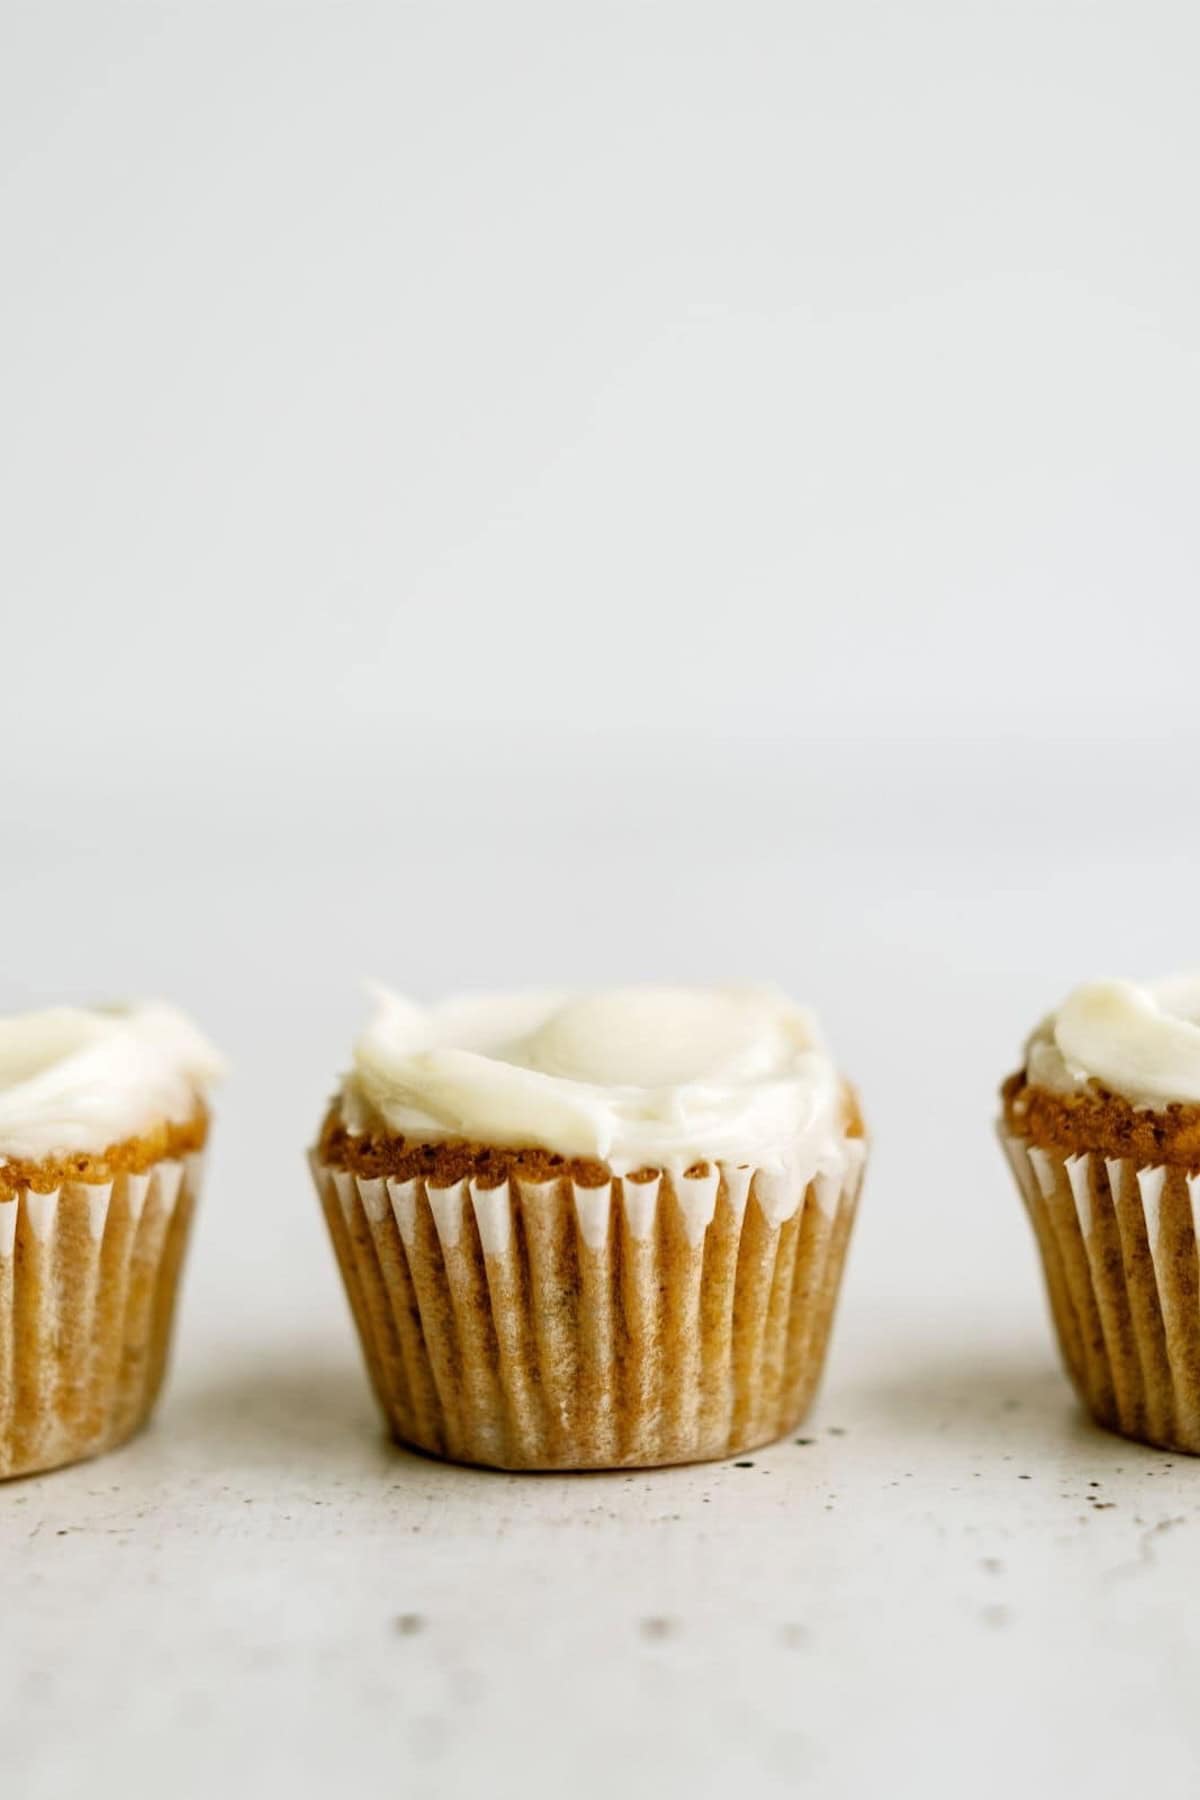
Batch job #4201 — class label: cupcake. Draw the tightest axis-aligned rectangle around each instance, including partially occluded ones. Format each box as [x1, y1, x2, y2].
[0, 1003, 223, 1478]
[311, 986, 866, 1470]
[1001, 976, 1200, 1454]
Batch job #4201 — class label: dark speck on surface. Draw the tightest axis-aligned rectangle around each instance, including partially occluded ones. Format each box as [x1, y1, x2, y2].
[734, 1460, 755, 1469]
[827, 1427, 846, 1437]
[395, 1613, 425, 1636]
[640, 1617, 675, 1641]
[795, 1438, 815, 1447]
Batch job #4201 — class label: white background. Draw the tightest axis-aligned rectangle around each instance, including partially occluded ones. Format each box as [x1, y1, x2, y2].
[3, 5, 1200, 1797]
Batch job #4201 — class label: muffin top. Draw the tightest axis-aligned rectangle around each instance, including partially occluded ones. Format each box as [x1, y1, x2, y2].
[1003, 975, 1200, 1166]
[338, 985, 857, 1179]
[0, 1003, 224, 1164]
[1023, 976, 1200, 1108]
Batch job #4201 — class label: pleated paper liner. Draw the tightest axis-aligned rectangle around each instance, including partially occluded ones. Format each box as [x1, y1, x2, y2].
[0, 1151, 204, 1479]
[312, 1141, 867, 1470]
[1002, 1129, 1200, 1453]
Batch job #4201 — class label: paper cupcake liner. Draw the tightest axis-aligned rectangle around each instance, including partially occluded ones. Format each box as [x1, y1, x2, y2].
[311, 1143, 866, 1470]
[0, 1151, 204, 1479]
[1002, 1130, 1200, 1453]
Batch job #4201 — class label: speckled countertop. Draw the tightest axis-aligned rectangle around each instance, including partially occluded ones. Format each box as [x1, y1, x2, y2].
[6, 1272, 1199, 1800]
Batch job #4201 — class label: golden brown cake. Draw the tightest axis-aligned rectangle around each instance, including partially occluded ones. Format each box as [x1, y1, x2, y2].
[311, 987, 867, 1470]
[0, 1004, 223, 1478]
[1000, 975, 1200, 1453]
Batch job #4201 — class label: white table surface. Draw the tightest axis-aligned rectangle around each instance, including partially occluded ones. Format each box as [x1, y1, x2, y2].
[5, 737, 1200, 1800]
[7, 1290, 1199, 1799]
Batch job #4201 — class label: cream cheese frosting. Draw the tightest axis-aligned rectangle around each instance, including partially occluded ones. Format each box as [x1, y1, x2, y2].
[340, 985, 857, 1181]
[0, 1003, 225, 1162]
[1025, 975, 1200, 1108]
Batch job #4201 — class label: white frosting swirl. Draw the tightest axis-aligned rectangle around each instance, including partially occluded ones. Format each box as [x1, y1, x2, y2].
[342, 985, 856, 1179]
[1026, 975, 1200, 1107]
[0, 1003, 225, 1161]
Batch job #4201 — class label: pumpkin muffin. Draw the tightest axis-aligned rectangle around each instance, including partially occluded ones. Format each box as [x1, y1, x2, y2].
[311, 986, 866, 1470]
[0, 1003, 223, 1477]
[1001, 975, 1200, 1453]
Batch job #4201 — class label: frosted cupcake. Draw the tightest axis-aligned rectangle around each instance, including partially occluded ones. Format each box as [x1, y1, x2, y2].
[1001, 976, 1200, 1453]
[311, 986, 866, 1470]
[0, 1003, 222, 1478]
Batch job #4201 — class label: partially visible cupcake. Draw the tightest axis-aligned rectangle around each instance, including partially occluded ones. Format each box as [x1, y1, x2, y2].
[1001, 975, 1200, 1453]
[311, 986, 866, 1470]
[0, 1003, 223, 1478]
